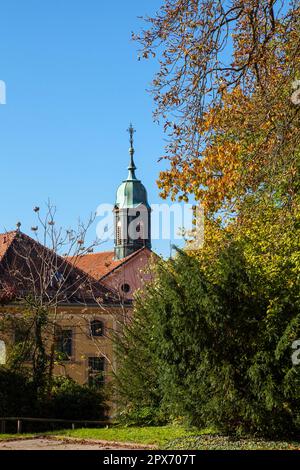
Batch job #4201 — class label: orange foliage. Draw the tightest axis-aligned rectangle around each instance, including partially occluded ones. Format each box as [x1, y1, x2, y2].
[136, 1, 300, 217]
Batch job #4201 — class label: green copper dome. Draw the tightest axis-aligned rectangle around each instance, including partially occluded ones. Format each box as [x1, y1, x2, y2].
[116, 177, 150, 210]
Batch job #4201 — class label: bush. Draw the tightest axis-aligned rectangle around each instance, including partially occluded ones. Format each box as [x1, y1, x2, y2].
[42, 376, 107, 420]
[0, 367, 37, 417]
[0, 368, 106, 424]
[117, 405, 169, 427]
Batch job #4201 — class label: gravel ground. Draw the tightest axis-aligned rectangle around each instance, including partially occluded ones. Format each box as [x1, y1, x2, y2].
[0, 437, 149, 451]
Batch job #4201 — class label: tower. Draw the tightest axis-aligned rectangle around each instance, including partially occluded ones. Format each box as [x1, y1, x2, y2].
[114, 124, 151, 260]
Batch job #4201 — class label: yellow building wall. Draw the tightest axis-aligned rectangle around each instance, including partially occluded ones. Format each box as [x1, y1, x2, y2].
[0, 303, 131, 386]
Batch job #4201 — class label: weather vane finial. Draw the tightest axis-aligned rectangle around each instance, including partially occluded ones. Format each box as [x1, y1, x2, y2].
[126, 123, 137, 179]
[127, 123, 136, 150]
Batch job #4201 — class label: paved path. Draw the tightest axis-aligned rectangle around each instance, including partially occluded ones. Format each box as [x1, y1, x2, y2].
[0, 437, 148, 450]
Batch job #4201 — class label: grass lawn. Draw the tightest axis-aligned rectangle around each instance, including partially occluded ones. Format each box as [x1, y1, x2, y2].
[0, 434, 35, 440]
[48, 425, 202, 447]
[1, 426, 299, 450]
[48, 426, 300, 450]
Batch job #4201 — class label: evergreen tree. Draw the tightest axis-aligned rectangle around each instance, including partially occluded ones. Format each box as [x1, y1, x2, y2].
[115, 241, 300, 436]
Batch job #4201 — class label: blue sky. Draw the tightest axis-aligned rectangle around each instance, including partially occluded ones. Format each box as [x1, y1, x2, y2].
[0, 0, 185, 257]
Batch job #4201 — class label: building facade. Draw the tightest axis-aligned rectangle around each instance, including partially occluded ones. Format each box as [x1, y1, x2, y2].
[0, 125, 153, 388]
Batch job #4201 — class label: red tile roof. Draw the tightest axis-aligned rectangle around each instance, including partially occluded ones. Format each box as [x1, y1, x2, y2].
[68, 251, 121, 279]
[0, 231, 17, 261]
[0, 231, 115, 304]
[67, 247, 151, 280]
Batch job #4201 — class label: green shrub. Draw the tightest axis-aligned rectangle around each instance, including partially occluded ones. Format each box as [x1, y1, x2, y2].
[42, 376, 106, 420]
[0, 368, 106, 423]
[117, 405, 169, 427]
[0, 367, 37, 417]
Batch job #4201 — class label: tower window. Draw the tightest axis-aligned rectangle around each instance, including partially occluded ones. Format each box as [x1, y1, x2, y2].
[121, 283, 131, 293]
[136, 221, 144, 240]
[117, 221, 122, 246]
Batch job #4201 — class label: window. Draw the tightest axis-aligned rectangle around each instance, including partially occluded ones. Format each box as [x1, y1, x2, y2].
[50, 271, 65, 288]
[121, 283, 131, 293]
[0, 340, 6, 365]
[90, 319, 104, 337]
[88, 357, 105, 387]
[55, 328, 73, 361]
[14, 325, 33, 361]
[136, 221, 145, 240]
[15, 325, 30, 344]
[116, 220, 122, 245]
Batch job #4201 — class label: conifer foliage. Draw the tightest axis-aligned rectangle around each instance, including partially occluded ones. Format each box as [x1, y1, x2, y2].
[115, 243, 300, 436]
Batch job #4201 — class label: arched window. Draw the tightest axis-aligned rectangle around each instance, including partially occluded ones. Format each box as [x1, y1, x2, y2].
[90, 319, 104, 337]
[136, 221, 144, 240]
[0, 340, 6, 365]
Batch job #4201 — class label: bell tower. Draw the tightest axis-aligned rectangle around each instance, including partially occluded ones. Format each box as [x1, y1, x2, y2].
[113, 124, 151, 260]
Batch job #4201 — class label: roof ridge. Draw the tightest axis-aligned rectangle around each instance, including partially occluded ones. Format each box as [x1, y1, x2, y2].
[79, 250, 114, 256]
[65, 250, 114, 260]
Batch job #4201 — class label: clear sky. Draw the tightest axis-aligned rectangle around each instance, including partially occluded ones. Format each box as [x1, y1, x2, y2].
[0, 0, 184, 257]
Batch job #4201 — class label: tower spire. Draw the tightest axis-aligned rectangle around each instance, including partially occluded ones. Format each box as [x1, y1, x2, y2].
[127, 123, 137, 180]
[114, 123, 152, 260]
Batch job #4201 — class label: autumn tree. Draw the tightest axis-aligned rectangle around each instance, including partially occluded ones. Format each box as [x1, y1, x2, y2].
[135, 0, 300, 216]
[118, 1, 300, 436]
